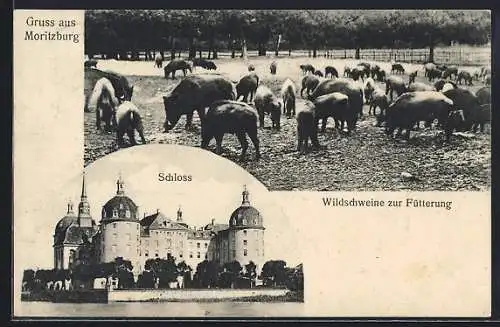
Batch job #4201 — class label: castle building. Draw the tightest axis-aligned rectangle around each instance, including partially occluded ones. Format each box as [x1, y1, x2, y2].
[53, 174, 266, 278]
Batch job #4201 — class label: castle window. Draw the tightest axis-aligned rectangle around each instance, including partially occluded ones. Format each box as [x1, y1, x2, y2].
[163, 221, 166, 226]
[167, 231, 170, 235]
[113, 232, 117, 239]
[243, 240, 247, 246]
[243, 230, 247, 236]
[69, 250, 76, 264]
[113, 223, 117, 228]
[189, 253, 193, 258]
[179, 253, 183, 258]
[197, 252, 200, 258]
[167, 239, 172, 248]
[244, 249, 247, 256]
[112, 209, 118, 218]
[125, 210, 130, 218]
[232, 250, 236, 258]
[155, 252, 158, 257]
[205, 254, 208, 259]
[145, 251, 149, 257]
[242, 218, 247, 225]
[197, 242, 200, 248]
[205, 243, 208, 248]
[120, 203, 124, 209]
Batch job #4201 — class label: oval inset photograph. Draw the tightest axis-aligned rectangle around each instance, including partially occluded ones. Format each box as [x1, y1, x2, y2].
[15, 144, 304, 318]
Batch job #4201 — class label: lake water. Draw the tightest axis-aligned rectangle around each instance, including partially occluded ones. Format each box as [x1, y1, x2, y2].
[14, 301, 306, 318]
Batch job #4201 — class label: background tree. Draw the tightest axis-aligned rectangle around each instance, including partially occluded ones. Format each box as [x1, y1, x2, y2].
[261, 260, 287, 287]
[145, 255, 179, 288]
[113, 257, 135, 289]
[22, 269, 36, 291]
[194, 260, 218, 288]
[244, 261, 257, 288]
[284, 264, 304, 292]
[222, 260, 242, 288]
[85, 10, 490, 60]
[177, 261, 193, 288]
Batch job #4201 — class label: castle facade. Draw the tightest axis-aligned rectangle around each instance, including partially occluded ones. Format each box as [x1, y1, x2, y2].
[53, 174, 266, 278]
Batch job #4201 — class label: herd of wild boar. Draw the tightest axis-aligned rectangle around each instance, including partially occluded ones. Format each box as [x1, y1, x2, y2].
[85, 56, 491, 161]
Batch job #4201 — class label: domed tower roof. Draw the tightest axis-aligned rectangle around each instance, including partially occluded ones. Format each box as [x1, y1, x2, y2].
[229, 185, 264, 229]
[101, 174, 139, 223]
[54, 200, 78, 244]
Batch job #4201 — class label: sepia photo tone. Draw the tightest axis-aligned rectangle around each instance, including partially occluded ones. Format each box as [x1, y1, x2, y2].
[13, 9, 492, 318]
[83, 9, 491, 191]
[16, 144, 304, 317]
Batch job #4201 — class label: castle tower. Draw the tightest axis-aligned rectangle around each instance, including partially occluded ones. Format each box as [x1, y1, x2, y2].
[226, 185, 265, 274]
[77, 172, 93, 228]
[99, 174, 141, 277]
[53, 172, 99, 271]
[177, 205, 183, 222]
[53, 199, 79, 269]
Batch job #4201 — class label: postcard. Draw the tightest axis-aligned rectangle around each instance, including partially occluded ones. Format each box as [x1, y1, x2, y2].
[12, 9, 491, 318]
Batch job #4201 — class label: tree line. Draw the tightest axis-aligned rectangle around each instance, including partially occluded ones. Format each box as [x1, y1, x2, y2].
[85, 10, 490, 62]
[22, 254, 304, 292]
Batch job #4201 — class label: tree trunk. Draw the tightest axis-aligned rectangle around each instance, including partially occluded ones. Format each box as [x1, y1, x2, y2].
[213, 48, 218, 59]
[241, 39, 248, 60]
[313, 48, 317, 58]
[355, 48, 360, 60]
[308, 50, 311, 57]
[131, 50, 139, 61]
[258, 44, 267, 56]
[170, 37, 176, 60]
[189, 39, 196, 59]
[198, 50, 202, 58]
[429, 44, 435, 63]
[275, 34, 281, 56]
[208, 49, 211, 59]
[289, 48, 291, 56]
[178, 50, 181, 58]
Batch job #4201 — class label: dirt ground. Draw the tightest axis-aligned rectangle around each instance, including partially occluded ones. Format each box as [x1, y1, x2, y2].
[84, 57, 491, 191]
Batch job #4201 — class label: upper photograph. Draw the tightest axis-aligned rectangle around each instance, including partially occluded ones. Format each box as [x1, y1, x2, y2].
[84, 9, 491, 191]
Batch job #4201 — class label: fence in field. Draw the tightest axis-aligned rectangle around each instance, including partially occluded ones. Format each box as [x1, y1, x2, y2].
[90, 46, 490, 67]
[320, 48, 490, 66]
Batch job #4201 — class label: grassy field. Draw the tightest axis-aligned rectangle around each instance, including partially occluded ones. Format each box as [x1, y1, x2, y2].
[84, 56, 491, 191]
